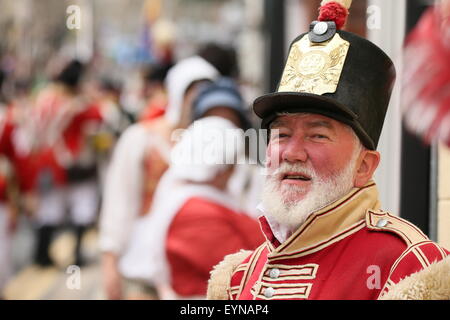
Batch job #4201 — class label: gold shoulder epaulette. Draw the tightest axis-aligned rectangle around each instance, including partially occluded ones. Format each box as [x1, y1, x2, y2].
[366, 210, 429, 246]
[207, 250, 251, 300]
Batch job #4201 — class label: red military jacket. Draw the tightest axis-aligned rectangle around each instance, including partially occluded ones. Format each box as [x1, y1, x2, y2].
[166, 196, 265, 297]
[220, 182, 448, 300]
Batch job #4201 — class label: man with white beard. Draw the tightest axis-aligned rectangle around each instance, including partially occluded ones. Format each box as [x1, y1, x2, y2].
[262, 152, 357, 229]
[207, 0, 450, 300]
[261, 114, 363, 231]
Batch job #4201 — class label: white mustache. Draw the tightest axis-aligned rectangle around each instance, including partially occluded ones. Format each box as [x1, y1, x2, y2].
[268, 162, 317, 180]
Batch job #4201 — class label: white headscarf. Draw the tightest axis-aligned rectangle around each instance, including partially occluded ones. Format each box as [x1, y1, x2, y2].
[164, 56, 219, 126]
[170, 116, 246, 182]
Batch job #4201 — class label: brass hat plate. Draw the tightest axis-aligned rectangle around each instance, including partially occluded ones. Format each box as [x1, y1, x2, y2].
[278, 33, 350, 95]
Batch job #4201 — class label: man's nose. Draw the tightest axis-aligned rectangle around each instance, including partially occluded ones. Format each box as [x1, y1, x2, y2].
[281, 137, 308, 163]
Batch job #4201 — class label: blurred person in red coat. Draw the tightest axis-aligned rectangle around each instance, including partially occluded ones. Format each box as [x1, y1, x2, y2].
[137, 116, 263, 299]
[162, 82, 264, 298]
[191, 78, 263, 219]
[99, 56, 219, 300]
[0, 71, 20, 297]
[12, 60, 104, 267]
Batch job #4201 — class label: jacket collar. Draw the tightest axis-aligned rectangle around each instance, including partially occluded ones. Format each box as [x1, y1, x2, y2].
[259, 180, 380, 254]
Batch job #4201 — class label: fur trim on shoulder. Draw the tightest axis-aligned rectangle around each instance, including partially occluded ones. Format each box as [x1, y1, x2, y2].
[206, 250, 251, 300]
[380, 256, 450, 300]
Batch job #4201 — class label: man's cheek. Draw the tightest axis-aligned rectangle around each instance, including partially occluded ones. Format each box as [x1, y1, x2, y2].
[266, 141, 282, 169]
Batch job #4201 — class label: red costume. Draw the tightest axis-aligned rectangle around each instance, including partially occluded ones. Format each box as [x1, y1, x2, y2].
[166, 196, 264, 297]
[0, 88, 103, 195]
[209, 183, 449, 300]
[207, 0, 450, 301]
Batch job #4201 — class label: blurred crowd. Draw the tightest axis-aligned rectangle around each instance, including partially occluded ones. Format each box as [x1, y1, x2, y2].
[0, 42, 266, 299]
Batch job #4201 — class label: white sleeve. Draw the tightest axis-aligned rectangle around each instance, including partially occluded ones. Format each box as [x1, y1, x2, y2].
[98, 124, 150, 255]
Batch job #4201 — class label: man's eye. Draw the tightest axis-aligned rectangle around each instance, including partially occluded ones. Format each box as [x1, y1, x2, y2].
[310, 134, 329, 140]
[270, 130, 289, 139]
[272, 133, 289, 139]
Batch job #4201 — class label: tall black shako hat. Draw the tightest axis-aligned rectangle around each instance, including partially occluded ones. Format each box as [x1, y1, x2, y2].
[254, 0, 396, 150]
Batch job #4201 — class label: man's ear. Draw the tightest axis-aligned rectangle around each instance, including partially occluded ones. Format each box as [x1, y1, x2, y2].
[354, 150, 380, 188]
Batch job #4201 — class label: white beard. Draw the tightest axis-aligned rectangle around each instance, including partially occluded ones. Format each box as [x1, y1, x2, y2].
[261, 151, 360, 230]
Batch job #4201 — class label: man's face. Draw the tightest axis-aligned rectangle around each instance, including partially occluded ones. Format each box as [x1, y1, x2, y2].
[262, 112, 362, 228]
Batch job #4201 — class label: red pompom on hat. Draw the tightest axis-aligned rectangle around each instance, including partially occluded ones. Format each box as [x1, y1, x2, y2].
[318, 0, 351, 30]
